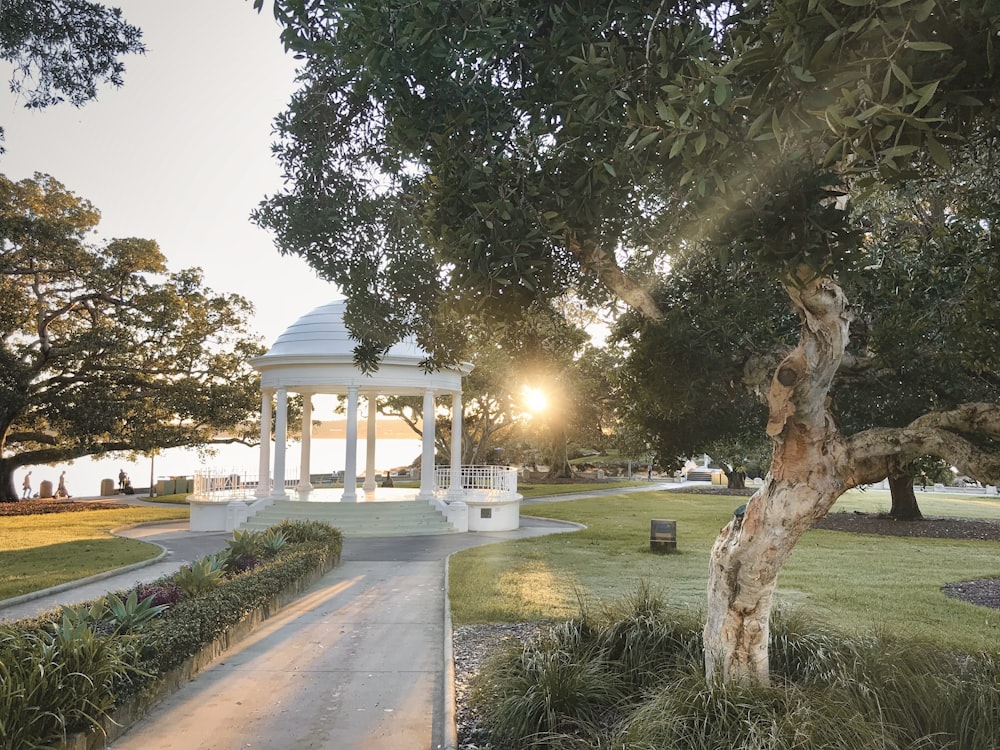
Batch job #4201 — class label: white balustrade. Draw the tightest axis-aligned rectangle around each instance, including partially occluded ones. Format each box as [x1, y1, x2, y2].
[192, 469, 298, 501]
[433, 465, 518, 499]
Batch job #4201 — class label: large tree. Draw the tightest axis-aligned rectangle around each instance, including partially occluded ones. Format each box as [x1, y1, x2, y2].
[616, 170, 1000, 504]
[0, 0, 144, 148]
[0, 174, 264, 501]
[256, 0, 1000, 683]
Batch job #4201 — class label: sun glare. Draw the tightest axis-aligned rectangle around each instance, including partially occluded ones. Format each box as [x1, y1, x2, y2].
[523, 386, 548, 414]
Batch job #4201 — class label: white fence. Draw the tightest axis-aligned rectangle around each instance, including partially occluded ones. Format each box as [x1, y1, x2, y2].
[192, 469, 299, 501]
[434, 465, 519, 498]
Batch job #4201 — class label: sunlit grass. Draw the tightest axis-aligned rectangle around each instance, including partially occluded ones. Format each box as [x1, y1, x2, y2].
[450, 490, 1000, 653]
[0, 506, 188, 600]
[145, 492, 190, 505]
[833, 486, 1000, 519]
[518, 481, 645, 498]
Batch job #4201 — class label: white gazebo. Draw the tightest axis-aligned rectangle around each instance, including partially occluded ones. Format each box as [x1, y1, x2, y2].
[188, 301, 521, 534]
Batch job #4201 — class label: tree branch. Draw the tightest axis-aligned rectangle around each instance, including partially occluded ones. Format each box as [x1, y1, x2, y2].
[565, 234, 663, 321]
[845, 403, 1000, 486]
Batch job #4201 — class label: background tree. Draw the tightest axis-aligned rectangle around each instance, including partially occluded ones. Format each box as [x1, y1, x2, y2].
[0, 0, 144, 149]
[0, 173, 264, 501]
[377, 301, 594, 470]
[614, 251, 792, 488]
[257, 0, 1000, 683]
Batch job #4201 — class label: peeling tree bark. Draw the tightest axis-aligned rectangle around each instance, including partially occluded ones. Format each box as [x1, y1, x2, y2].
[704, 273, 853, 684]
[702, 272, 1000, 685]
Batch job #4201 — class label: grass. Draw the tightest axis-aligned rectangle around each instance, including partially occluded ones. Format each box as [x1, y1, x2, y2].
[0, 506, 188, 600]
[472, 588, 1000, 750]
[518, 481, 647, 498]
[143, 492, 190, 505]
[450, 488, 1000, 654]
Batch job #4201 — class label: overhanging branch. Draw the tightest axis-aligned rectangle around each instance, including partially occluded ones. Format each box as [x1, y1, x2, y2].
[565, 234, 664, 321]
[845, 403, 1000, 486]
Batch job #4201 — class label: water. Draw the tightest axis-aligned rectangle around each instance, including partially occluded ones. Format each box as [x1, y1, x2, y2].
[17, 438, 422, 497]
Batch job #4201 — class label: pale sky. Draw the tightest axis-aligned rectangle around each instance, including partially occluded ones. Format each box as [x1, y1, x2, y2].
[0, 0, 339, 346]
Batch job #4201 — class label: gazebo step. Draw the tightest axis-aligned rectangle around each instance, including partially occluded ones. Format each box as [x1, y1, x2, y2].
[240, 500, 456, 537]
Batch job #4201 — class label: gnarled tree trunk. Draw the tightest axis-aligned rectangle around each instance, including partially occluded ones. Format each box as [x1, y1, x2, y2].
[703, 273, 1000, 685]
[704, 274, 851, 684]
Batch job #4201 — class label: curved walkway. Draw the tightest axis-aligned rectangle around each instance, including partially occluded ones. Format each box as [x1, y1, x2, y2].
[0, 500, 589, 750]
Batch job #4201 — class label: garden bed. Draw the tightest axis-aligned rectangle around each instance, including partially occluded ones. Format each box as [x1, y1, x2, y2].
[1, 521, 343, 749]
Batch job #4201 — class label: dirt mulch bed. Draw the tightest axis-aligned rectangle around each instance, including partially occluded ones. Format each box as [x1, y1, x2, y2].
[0, 498, 134, 517]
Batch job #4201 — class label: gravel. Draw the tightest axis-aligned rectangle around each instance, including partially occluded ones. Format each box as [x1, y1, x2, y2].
[453, 622, 542, 750]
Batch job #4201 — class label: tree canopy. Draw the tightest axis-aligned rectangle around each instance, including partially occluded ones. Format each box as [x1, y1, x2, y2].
[257, 0, 1000, 684]
[0, 0, 144, 149]
[0, 173, 264, 501]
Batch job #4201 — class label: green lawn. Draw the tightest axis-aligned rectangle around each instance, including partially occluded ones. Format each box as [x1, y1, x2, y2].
[0, 506, 189, 600]
[518, 481, 646, 498]
[449, 489, 1000, 654]
[144, 492, 191, 505]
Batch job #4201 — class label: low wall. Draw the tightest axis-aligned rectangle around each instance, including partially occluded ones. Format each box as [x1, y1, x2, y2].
[465, 495, 521, 532]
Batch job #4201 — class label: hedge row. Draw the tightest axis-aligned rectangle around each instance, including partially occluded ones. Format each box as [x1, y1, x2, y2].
[0, 521, 342, 750]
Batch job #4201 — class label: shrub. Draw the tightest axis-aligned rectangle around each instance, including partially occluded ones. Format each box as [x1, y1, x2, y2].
[272, 519, 343, 548]
[103, 590, 168, 634]
[472, 589, 1000, 750]
[173, 556, 225, 598]
[0, 621, 144, 749]
[144, 542, 338, 674]
[133, 581, 183, 608]
[261, 527, 288, 558]
[223, 529, 262, 575]
[2, 521, 341, 748]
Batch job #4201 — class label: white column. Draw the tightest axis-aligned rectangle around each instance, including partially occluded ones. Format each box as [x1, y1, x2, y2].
[363, 395, 378, 494]
[272, 387, 288, 497]
[342, 386, 359, 502]
[255, 389, 272, 498]
[417, 389, 436, 501]
[296, 395, 313, 493]
[448, 391, 463, 499]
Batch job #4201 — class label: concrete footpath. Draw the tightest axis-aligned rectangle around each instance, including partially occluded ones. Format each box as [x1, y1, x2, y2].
[0, 502, 587, 750]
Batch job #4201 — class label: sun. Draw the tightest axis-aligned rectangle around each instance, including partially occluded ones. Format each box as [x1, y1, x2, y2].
[523, 386, 548, 414]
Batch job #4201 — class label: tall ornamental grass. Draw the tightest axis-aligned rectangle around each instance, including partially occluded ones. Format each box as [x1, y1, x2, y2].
[472, 587, 1000, 750]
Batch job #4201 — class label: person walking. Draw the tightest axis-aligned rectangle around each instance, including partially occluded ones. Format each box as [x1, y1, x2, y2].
[21, 471, 32, 499]
[56, 471, 71, 499]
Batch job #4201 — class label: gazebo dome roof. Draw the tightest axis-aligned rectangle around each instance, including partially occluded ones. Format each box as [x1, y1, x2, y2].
[265, 300, 428, 361]
[250, 300, 469, 395]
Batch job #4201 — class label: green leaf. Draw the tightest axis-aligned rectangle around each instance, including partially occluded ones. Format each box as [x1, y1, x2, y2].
[694, 133, 708, 154]
[905, 41, 952, 52]
[669, 133, 686, 158]
[636, 130, 661, 150]
[714, 81, 730, 106]
[914, 0, 935, 21]
[791, 65, 816, 83]
[655, 98, 672, 123]
[925, 136, 950, 168]
[890, 62, 912, 89]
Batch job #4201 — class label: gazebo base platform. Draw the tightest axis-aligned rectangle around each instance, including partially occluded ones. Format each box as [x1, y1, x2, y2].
[188, 486, 521, 535]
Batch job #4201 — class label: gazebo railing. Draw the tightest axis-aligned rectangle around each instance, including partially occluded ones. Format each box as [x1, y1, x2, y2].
[192, 469, 299, 501]
[434, 465, 518, 498]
